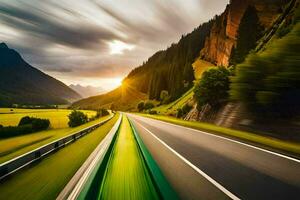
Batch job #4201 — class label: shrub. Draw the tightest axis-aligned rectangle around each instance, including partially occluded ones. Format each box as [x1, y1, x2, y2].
[149, 110, 157, 115]
[137, 102, 145, 112]
[68, 110, 88, 127]
[96, 108, 110, 118]
[31, 118, 50, 131]
[144, 101, 155, 110]
[176, 108, 183, 118]
[0, 116, 50, 138]
[182, 103, 193, 115]
[0, 125, 33, 138]
[18, 116, 32, 126]
[0, 124, 3, 128]
[160, 90, 170, 104]
[18, 116, 50, 131]
[194, 67, 231, 109]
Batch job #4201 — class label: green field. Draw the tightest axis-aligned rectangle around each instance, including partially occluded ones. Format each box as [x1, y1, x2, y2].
[0, 114, 112, 163]
[0, 108, 97, 129]
[140, 114, 300, 156]
[98, 115, 159, 200]
[0, 114, 119, 200]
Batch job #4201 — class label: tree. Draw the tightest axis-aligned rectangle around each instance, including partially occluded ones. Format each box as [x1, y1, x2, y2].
[194, 67, 231, 109]
[96, 109, 109, 118]
[68, 110, 88, 127]
[137, 101, 145, 112]
[230, 5, 263, 65]
[144, 101, 155, 110]
[18, 116, 50, 131]
[231, 23, 300, 118]
[160, 90, 170, 104]
[18, 116, 32, 126]
[110, 103, 116, 111]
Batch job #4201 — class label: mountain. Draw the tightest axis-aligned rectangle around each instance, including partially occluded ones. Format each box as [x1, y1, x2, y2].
[200, 0, 289, 66]
[0, 43, 81, 106]
[72, 0, 292, 111]
[69, 84, 104, 98]
[72, 83, 147, 111]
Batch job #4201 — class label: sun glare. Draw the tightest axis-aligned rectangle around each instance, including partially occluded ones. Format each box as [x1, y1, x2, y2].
[108, 40, 135, 55]
[110, 77, 122, 87]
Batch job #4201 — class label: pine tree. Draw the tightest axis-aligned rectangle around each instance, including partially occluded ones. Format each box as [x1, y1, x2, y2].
[230, 5, 263, 65]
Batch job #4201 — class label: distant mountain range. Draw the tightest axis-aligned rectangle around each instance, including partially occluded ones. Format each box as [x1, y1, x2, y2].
[0, 43, 81, 106]
[69, 84, 104, 98]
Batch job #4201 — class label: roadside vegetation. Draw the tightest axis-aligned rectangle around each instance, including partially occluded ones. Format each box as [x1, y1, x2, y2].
[0, 114, 119, 200]
[231, 23, 300, 119]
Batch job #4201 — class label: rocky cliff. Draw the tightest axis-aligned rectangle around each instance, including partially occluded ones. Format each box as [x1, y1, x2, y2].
[200, 0, 288, 66]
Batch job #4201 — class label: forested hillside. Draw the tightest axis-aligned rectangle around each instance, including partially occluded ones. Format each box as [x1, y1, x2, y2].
[124, 21, 213, 100]
[72, 0, 293, 111]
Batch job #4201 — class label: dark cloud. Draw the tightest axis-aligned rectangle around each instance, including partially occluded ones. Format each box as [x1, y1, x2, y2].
[0, 2, 120, 49]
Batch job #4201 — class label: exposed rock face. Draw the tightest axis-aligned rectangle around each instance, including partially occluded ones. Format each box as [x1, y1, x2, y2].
[200, 0, 288, 66]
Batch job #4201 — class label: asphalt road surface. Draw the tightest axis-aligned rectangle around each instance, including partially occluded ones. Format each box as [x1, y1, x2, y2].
[127, 114, 300, 200]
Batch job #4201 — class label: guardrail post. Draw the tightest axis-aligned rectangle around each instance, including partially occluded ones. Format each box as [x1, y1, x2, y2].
[35, 151, 41, 159]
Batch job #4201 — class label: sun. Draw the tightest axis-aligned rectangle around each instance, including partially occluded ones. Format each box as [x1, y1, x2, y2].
[111, 77, 123, 87]
[108, 40, 135, 55]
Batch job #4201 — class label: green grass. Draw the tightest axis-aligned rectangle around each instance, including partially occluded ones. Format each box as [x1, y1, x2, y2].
[0, 114, 112, 163]
[98, 115, 159, 200]
[0, 113, 119, 200]
[153, 87, 194, 115]
[140, 114, 300, 156]
[0, 108, 97, 129]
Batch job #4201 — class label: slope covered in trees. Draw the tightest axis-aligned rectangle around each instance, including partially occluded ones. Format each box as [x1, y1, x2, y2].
[72, 0, 291, 111]
[231, 14, 300, 118]
[123, 21, 213, 101]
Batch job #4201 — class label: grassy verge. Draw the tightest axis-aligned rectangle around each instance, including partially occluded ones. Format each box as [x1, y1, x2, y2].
[139, 114, 300, 156]
[0, 113, 119, 200]
[0, 114, 113, 163]
[98, 115, 159, 199]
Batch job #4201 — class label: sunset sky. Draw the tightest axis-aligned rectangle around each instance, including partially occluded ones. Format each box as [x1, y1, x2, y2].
[0, 0, 228, 91]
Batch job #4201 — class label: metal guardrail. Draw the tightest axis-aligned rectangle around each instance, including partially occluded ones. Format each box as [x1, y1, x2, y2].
[0, 114, 114, 180]
[57, 114, 122, 200]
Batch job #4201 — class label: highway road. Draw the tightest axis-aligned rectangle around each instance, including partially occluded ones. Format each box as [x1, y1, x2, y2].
[127, 114, 300, 200]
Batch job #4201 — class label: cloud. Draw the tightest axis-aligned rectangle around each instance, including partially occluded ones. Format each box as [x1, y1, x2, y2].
[0, 0, 229, 88]
[0, 2, 120, 49]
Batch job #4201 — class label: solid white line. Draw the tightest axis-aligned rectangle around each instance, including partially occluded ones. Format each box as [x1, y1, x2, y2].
[131, 114, 300, 163]
[134, 120, 240, 200]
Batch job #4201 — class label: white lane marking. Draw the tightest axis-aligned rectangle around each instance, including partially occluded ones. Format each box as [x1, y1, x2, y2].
[133, 120, 240, 200]
[130, 114, 300, 163]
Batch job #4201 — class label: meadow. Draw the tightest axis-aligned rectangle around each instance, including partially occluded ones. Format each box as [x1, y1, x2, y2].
[0, 108, 97, 129]
[0, 109, 111, 163]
